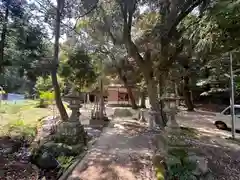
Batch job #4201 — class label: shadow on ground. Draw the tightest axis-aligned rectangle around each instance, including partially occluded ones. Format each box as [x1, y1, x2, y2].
[178, 110, 240, 180]
[67, 120, 155, 180]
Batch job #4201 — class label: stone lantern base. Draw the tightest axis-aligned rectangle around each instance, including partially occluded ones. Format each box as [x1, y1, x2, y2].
[55, 121, 86, 145]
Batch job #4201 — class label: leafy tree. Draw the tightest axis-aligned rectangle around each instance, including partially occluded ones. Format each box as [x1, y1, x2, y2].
[0, 0, 49, 93]
[35, 75, 64, 92]
[173, 0, 240, 106]
[59, 47, 97, 91]
[0, 0, 26, 72]
[31, 0, 99, 121]
[83, 0, 210, 126]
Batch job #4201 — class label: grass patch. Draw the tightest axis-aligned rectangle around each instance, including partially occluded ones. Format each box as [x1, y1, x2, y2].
[6, 119, 37, 141]
[0, 100, 53, 138]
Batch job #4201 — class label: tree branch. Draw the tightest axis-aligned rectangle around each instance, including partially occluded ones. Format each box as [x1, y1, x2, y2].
[151, 0, 203, 40]
[167, 0, 203, 37]
[73, 2, 99, 30]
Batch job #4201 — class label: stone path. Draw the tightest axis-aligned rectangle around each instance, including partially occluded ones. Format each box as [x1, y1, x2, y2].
[65, 118, 156, 180]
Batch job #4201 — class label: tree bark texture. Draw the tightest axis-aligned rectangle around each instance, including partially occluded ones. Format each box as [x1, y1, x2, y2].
[158, 76, 168, 126]
[175, 83, 180, 106]
[121, 74, 138, 109]
[146, 78, 165, 127]
[183, 74, 194, 111]
[52, 0, 68, 121]
[140, 90, 146, 108]
[0, 0, 10, 73]
[124, 39, 165, 126]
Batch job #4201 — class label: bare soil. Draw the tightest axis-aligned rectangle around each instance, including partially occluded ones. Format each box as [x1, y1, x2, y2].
[0, 137, 38, 180]
[177, 110, 240, 180]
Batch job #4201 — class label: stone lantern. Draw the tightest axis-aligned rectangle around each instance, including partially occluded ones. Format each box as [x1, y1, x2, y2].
[56, 89, 86, 145]
[161, 93, 181, 128]
[63, 89, 84, 122]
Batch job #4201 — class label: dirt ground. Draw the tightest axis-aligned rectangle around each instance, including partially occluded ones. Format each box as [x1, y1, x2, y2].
[0, 137, 38, 180]
[177, 110, 240, 180]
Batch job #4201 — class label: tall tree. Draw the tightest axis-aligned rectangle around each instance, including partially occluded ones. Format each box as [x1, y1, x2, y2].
[91, 0, 208, 126]
[51, 0, 68, 121]
[0, 0, 25, 73]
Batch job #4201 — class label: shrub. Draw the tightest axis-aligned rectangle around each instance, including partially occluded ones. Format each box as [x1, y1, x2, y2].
[0, 89, 6, 94]
[38, 91, 55, 108]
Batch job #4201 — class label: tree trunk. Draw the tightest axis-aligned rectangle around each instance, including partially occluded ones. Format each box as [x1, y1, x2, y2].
[158, 76, 168, 126]
[146, 78, 165, 126]
[52, 0, 68, 121]
[0, 0, 10, 73]
[175, 83, 180, 106]
[183, 75, 194, 111]
[123, 32, 165, 126]
[140, 90, 146, 108]
[121, 76, 138, 109]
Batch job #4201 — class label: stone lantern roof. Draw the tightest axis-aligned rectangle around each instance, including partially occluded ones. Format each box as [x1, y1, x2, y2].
[63, 89, 84, 102]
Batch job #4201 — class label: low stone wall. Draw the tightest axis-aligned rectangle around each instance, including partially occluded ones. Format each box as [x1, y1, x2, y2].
[113, 108, 133, 117]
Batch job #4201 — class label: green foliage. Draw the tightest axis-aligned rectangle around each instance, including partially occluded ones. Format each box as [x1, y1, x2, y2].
[168, 160, 196, 179]
[59, 48, 97, 90]
[155, 166, 165, 180]
[170, 0, 240, 101]
[57, 155, 75, 170]
[167, 148, 197, 179]
[38, 91, 55, 108]
[0, 0, 49, 94]
[35, 76, 53, 92]
[0, 89, 6, 94]
[35, 75, 64, 92]
[39, 91, 55, 101]
[165, 127, 200, 180]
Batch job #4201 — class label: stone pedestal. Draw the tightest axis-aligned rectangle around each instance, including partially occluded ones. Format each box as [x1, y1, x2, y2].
[148, 108, 157, 129]
[161, 93, 181, 130]
[55, 89, 86, 145]
[165, 108, 179, 128]
[139, 109, 146, 122]
[56, 121, 85, 145]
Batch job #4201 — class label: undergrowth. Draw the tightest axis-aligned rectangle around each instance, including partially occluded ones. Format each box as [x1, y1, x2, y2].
[155, 126, 199, 180]
[6, 119, 37, 141]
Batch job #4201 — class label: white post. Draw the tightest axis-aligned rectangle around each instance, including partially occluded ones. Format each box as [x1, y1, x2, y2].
[230, 52, 236, 139]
